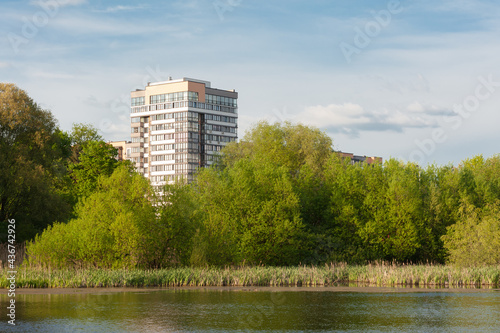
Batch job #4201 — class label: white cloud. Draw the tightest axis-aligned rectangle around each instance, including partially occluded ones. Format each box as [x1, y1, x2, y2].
[57, 0, 87, 6]
[99, 120, 130, 139]
[93, 5, 148, 13]
[407, 102, 425, 112]
[413, 0, 496, 15]
[30, 0, 88, 8]
[295, 103, 439, 138]
[46, 15, 180, 37]
[407, 102, 455, 117]
[172, 0, 204, 10]
[300, 103, 369, 127]
[31, 70, 75, 79]
[366, 74, 430, 95]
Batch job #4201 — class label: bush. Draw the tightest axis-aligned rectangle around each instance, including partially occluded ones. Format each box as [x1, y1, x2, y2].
[442, 202, 500, 266]
[26, 165, 161, 269]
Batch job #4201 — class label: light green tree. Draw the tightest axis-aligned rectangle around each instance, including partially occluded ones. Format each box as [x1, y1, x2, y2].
[442, 202, 500, 266]
[223, 121, 333, 177]
[189, 167, 240, 266]
[27, 165, 160, 269]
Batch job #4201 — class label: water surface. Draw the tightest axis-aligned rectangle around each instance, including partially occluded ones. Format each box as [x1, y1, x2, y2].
[1, 287, 499, 332]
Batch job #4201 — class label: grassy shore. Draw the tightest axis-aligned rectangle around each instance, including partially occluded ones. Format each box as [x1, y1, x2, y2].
[1, 263, 499, 289]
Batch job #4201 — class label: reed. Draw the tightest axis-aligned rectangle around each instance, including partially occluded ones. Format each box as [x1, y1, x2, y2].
[1, 263, 499, 289]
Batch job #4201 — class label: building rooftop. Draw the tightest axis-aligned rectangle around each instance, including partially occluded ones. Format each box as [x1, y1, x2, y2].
[148, 77, 211, 88]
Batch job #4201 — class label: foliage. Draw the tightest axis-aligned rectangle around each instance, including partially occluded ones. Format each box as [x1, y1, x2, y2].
[27, 165, 160, 269]
[67, 122, 103, 164]
[69, 123, 103, 147]
[222, 121, 333, 181]
[442, 202, 500, 266]
[68, 140, 119, 198]
[3, 263, 500, 288]
[9, 104, 500, 268]
[156, 183, 200, 266]
[191, 123, 325, 266]
[0, 83, 72, 241]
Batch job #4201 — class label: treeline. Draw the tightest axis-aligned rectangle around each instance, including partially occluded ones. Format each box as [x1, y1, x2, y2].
[2, 84, 499, 269]
[0, 83, 126, 242]
[28, 122, 500, 269]
[186, 122, 500, 267]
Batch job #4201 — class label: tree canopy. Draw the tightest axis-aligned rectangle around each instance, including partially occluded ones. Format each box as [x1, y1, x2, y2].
[0, 84, 125, 242]
[15, 113, 500, 268]
[0, 83, 70, 241]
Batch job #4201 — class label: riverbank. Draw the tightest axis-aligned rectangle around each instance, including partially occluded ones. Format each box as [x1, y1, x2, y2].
[1, 263, 499, 289]
[2, 285, 498, 295]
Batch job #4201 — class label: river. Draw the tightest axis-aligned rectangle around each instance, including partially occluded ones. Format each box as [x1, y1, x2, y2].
[1, 287, 499, 332]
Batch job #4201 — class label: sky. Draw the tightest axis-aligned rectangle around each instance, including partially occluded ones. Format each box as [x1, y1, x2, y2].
[1, 0, 500, 166]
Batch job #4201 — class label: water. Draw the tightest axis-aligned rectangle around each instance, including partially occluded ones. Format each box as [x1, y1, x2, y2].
[1, 288, 499, 332]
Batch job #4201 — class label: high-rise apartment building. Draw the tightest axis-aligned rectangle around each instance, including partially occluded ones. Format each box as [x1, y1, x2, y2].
[130, 78, 238, 190]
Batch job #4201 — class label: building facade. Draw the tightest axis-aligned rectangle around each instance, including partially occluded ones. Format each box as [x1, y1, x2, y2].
[130, 78, 238, 191]
[109, 140, 133, 161]
[337, 152, 383, 165]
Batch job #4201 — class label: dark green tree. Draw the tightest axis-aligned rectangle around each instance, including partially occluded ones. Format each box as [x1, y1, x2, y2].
[192, 158, 307, 266]
[68, 140, 119, 198]
[0, 83, 71, 241]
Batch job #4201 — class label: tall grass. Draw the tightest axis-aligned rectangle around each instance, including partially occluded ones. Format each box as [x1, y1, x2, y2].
[1, 263, 499, 289]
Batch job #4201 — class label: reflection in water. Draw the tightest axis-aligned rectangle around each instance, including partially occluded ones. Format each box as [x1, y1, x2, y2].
[1, 289, 499, 332]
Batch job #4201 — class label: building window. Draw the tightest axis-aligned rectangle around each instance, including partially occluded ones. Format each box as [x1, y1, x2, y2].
[131, 97, 145, 106]
[150, 91, 199, 105]
[206, 94, 237, 108]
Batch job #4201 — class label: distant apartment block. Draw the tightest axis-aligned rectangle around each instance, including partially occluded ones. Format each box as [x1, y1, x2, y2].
[129, 78, 238, 191]
[109, 140, 132, 161]
[337, 152, 383, 165]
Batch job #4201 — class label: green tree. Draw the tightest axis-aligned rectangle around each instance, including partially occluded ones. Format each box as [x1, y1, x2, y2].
[222, 121, 334, 262]
[70, 123, 102, 147]
[191, 157, 307, 266]
[27, 165, 161, 269]
[460, 155, 500, 208]
[190, 122, 334, 266]
[424, 164, 461, 263]
[442, 201, 500, 266]
[233, 160, 306, 265]
[322, 153, 380, 263]
[68, 123, 103, 163]
[189, 167, 240, 266]
[223, 121, 333, 177]
[157, 183, 200, 266]
[0, 83, 71, 241]
[69, 140, 120, 198]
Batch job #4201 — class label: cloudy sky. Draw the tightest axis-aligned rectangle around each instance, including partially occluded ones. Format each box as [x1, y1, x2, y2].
[2, 0, 500, 165]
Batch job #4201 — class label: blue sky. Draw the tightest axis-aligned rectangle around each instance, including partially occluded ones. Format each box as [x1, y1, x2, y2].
[2, 0, 500, 165]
